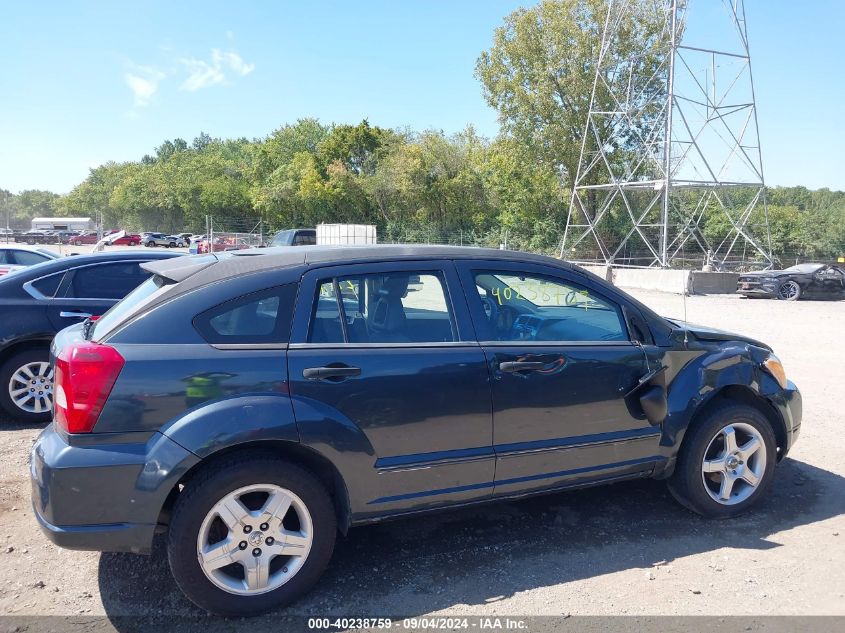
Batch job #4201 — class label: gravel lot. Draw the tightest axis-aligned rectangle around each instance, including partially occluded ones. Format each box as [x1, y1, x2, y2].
[0, 289, 843, 623]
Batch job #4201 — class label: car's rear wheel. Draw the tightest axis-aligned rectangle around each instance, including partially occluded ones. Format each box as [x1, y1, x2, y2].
[129, 240, 137, 246]
[0, 348, 53, 423]
[168, 456, 336, 616]
[777, 280, 801, 301]
[668, 402, 776, 518]
[145, 241, 155, 247]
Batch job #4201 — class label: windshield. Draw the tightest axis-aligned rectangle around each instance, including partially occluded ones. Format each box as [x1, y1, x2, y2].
[785, 263, 824, 273]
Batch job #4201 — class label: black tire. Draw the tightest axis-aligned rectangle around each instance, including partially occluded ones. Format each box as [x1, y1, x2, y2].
[0, 347, 52, 424]
[145, 241, 155, 248]
[129, 241, 137, 246]
[777, 280, 801, 301]
[667, 402, 777, 518]
[168, 456, 336, 617]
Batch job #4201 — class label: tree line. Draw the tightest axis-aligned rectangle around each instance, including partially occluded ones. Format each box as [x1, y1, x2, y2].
[0, 0, 842, 263]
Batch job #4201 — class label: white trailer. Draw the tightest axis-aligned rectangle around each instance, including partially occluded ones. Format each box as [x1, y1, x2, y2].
[31, 217, 93, 231]
[316, 224, 377, 246]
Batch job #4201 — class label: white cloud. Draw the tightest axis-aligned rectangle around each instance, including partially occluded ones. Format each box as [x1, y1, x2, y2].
[214, 49, 255, 76]
[124, 65, 165, 106]
[179, 48, 254, 92]
[179, 57, 225, 91]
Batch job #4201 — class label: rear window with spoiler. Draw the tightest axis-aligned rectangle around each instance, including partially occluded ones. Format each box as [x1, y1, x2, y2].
[91, 275, 172, 341]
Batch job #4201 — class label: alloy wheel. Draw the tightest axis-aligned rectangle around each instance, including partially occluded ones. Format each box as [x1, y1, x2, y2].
[777, 281, 800, 300]
[701, 422, 767, 505]
[8, 361, 53, 414]
[196, 484, 313, 595]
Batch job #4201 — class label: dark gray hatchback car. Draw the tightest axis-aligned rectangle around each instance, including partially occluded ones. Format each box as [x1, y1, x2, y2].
[31, 246, 801, 616]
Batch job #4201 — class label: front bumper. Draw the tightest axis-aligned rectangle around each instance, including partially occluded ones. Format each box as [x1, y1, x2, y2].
[769, 380, 802, 458]
[736, 280, 778, 297]
[30, 424, 199, 554]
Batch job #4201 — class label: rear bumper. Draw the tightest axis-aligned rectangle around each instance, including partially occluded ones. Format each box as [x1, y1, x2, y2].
[30, 425, 199, 554]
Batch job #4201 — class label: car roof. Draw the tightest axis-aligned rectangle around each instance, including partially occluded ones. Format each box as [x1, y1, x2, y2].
[0, 244, 58, 255]
[143, 244, 577, 288]
[0, 250, 181, 285]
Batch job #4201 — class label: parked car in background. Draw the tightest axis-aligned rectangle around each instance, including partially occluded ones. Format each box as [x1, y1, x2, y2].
[31, 245, 801, 616]
[174, 232, 193, 245]
[67, 231, 100, 246]
[15, 230, 53, 245]
[737, 263, 845, 300]
[0, 250, 181, 423]
[195, 236, 252, 254]
[269, 228, 316, 247]
[107, 233, 142, 246]
[144, 233, 186, 248]
[0, 245, 59, 268]
[51, 230, 79, 244]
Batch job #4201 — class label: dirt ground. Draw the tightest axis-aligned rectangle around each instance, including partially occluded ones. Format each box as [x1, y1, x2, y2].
[0, 289, 843, 622]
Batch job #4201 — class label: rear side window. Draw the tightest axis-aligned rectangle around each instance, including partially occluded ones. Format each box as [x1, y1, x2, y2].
[309, 272, 456, 344]
[31, 273, 64, 298]
[12, 251, 51, 266]
[194, 284, 297, 345]
[64, 262, 151, 299]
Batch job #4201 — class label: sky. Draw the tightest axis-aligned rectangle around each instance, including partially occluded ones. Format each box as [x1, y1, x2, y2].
[1, 0, 843, 194]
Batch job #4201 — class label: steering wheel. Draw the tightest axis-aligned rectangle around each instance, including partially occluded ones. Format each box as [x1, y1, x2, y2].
[480, 294, 499, 326]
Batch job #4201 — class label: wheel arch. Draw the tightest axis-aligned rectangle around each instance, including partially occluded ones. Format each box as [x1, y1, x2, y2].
[686, 384, 787, 461]
[157, 440, 351, 535]
[0, 337, 53, 368]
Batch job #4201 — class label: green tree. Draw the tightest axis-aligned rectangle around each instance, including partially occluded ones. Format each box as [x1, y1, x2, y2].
[476, 0, 668, 195]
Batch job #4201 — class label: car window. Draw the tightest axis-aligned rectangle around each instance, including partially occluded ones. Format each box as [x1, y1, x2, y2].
[11, 250, 50, 266]
[63, 262, 151, 300]
[193, 284, 297, 345]
[471, 270, 628, 342]
[0, 250, 8, 264]
[293, 232, 316, 246]
[309, 272, 455, 344]
[31, 272, 64, 298]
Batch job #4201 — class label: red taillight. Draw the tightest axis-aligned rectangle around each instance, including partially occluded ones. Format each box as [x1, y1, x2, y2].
[54, 342, 124, 433]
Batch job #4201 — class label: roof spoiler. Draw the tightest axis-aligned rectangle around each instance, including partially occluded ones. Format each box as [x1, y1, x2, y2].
[141, 255, 219, 283]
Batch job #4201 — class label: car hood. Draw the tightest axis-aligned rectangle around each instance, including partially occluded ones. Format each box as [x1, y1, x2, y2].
[664, 318, 772, 351]
[738, 269, 793, 278]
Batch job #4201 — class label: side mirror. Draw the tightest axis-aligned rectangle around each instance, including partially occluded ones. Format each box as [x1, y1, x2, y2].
[639, 385, 667, 426]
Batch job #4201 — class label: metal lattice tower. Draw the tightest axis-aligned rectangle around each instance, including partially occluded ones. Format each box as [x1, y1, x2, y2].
[562, 0, 774, 269]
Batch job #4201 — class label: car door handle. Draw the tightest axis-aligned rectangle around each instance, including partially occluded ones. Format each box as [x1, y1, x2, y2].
[499, 361, 546, 373]
[59, 311, 93, 319]
[302, 366, 362, 381]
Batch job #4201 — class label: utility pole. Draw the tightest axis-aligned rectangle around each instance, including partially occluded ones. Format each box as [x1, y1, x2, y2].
[564, 0, 774, 270]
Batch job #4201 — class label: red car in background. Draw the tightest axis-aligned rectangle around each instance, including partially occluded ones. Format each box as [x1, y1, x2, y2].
[67, 232, 99, 245]
[108, 234, 142, 246]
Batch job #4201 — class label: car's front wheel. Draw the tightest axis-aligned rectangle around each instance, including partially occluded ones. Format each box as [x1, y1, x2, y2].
[668, 402, 776, 518]
[0, 348, 53, 423]
[168, 456, 336, 616]
[777, 280, 801, 301]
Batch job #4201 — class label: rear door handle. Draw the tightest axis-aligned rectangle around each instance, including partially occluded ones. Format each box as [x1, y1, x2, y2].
[59, 311, 93, 319]
[499, 361, 546, 373]
[302, 366, 361, 381]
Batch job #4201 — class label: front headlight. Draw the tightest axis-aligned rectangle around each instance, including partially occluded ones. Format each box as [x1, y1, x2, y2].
[763, 355, 788, 389]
